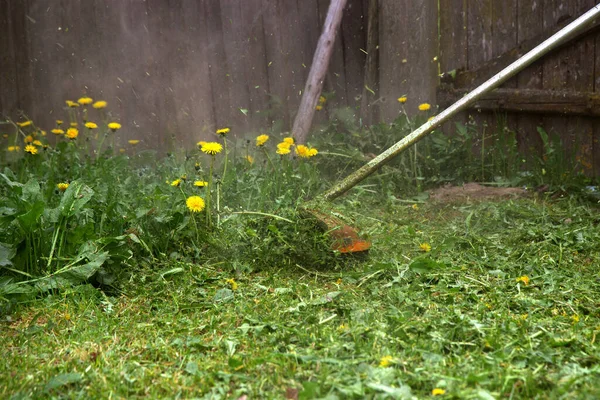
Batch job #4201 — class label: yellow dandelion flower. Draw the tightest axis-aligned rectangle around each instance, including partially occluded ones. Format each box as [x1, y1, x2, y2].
[315, 105, 323, 111]
[17, 120, 33, 128]
[201, 142, 223, 156]
[7, 146, 20, 152]
[516, 275, 530, 286]
[32, 140, 42, 146]
[119, 148, 126, 153]
[419, 242, 432, 252]
[379, 355, 393, 368]
[24, 144, 38, 155]
[216, 127, 230, 136]
[56, 120, 64, 125]
[51, 129, 64, 135]
[57, 183, 69, 192]
[256, 134, 269, 147]
[225, 278, 238, 290]
[319, 95, 326, 104]
[283, 137, 294, 145]
[412, 203, 419, 210]
[85, 122, 98, 129]
[92, 100, 107, 109]
[24, 135, 34, 143]
[170, 178, 182, 187]
[77, 97, 93, 105]
[2, 134, 8, 139]
[40, 130, 46, 136]
[432, 388, 446, 396]
[70, 122, 78, 127]
[197, 140, 207, 147]
[66, 128, 79, 139]
[397, 96, 407, 103]
[276, 146, 291, 155]
[108, 122, 121, 131]
[572, 314, 580, 324]
[295, 144, 318, 158]
[418, 103, 431, 111]
[186, 195, 205, 213]
[194, 180, 208, 187]
[65, 100, 79, 108]
[277, 142, 292, 150]
[245, 155, 254, 164]
[128, 140, 140, 145]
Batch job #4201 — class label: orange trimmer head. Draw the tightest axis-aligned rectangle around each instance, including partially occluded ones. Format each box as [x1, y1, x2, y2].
[303, 208, 371, 253]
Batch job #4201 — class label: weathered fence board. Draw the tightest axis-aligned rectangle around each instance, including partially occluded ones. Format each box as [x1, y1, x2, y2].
[379, 0, 438, 119]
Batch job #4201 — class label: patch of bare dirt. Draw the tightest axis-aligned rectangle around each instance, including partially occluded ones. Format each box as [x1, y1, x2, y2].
[428, 182, 527, 203]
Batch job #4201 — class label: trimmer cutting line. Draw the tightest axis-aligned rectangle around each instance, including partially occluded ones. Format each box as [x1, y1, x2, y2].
[306, 5, 600, 253]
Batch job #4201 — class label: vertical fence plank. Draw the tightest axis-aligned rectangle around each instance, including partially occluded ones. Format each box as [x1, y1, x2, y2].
[170, 0, 216, 144]
[205, 0, 232, 132]
[261, 0, 291, 130]
[317, 0, 348, 112]
[12, 0, 33, 115]
[595, 15, 600, 176]
[0, 0, 19, 119]
[239, 0, 271, 132]
[220, 0, 252, 135]
[542, 0, 595, 173]
[516, 0, 544, 161]
[490, 0, 519, 161]
[379, 0, 437, 120]
[466, 0, 494, 169]
[439, 0, 468, 134]
[439, 0, 467, 74]
[297, 0, 327, 126]
[340, 0, 367, 114]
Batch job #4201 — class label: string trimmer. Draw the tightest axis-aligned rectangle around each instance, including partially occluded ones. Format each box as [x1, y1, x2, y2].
[305, 5, 600, 253]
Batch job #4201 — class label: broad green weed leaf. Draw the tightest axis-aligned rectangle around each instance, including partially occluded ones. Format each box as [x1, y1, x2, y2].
[16, 201, 45, 231]
[366, 383, 412, 398]
[214, 288, 234, 303]
[0, 242, 15, 266]
[0, 172, 23, 189]
[59, 251, 109, 282]
[44, 372, 83, 391]
[185, 361, 199, 375]
[59, 181, 94, 218]
[409, 257, 445, 274]
[22, 179, 42, 204]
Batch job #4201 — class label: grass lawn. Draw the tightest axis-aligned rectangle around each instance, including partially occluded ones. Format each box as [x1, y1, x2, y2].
[2, 194, 599, 399]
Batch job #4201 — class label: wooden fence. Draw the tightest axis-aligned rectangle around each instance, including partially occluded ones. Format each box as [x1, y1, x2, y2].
[1, 0, 599, 175]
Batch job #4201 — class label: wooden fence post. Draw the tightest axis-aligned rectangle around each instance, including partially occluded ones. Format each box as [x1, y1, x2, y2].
[292, 0, 347, 144]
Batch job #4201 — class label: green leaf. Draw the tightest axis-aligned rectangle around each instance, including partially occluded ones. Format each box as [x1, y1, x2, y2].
[44, 372, 83, 391]
[59, 181, 94, 218]
[22, 179, 42, 204]
[160, 267, 184, 278]
[16, 201, 45, 231]
[0, 242, 15, 267]
[366, 383, 412, 398]
[0, 172, 23, 190]
[185, 361, 199, 375]
[214, 288, 234, 303]
[409, 257, 445, 274]
[59, 251, 109, 283]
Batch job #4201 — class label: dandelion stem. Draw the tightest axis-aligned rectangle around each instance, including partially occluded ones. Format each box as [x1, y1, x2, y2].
[46, 217, 62, 271]
[206, 157, 214, 227]
[222, 138, 228, 182]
